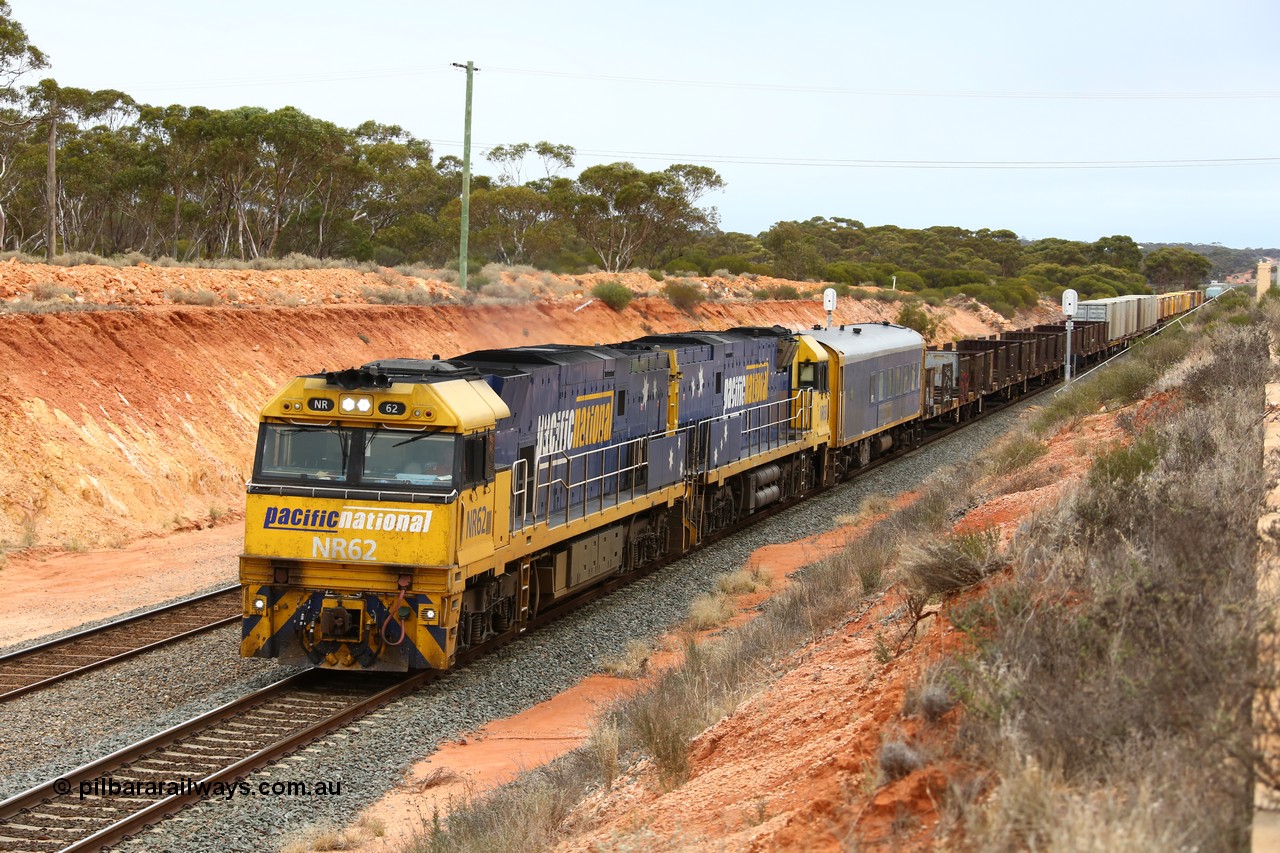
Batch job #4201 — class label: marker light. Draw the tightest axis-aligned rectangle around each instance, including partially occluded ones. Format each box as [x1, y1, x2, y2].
[253, 597, 267, 612]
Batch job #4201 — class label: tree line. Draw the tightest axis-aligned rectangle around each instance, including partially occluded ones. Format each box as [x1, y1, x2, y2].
[0, 2, 1217, 298]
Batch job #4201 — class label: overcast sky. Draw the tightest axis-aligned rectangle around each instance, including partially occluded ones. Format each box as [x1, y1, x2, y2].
[10, 0, 1279, 248]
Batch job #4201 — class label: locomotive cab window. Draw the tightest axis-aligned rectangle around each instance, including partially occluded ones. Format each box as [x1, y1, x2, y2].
[360, 429, 456, 488]
[798, 362, 827, 392]
[257, 425, 350, 481]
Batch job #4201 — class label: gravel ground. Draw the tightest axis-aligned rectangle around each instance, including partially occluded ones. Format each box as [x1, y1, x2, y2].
[0, 398, 1037, 851]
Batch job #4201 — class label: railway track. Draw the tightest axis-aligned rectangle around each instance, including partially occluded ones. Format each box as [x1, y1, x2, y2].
[0, 587, 241, 702]
[0, 668, 423, 852]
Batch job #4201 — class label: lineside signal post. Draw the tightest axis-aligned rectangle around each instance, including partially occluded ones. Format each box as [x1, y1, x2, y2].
[1062, 287, 1078, 386]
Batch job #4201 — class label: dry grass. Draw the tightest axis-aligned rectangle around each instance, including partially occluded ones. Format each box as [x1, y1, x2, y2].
[277, 823, 354, 853]
[716, 565, 772, 595]
[950, 320, 1267, 851]
[357, 814, 387, 838]
[31, 281, 77, 300]
[406, 757, 598, 853]
[878, 739, 924, 780]
[588, 720, 620, 789]
[263, 287, 303, 307]
[415, 766, 463, 791]
[893, 467, 978, 535]
[901, 527, 1001, 599]
[359, 283, 439, 305]
[685, 592, 736, 630]
[990, 461, 1062, 497]
[903, 667, 958, 724]
[165, 287, 219, 306]
[600, 639, 654, 679]
[19, 515, 37, 549]
[833, 492, 893, 526]
[0, 298, 128, 315]
[985, 433, 1047, 478]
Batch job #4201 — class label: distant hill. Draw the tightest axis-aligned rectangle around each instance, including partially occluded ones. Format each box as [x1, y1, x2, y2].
[1140, 243, 1279, 279]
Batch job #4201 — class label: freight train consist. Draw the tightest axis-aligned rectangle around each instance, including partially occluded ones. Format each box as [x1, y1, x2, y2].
[239, 290, 1203, 672]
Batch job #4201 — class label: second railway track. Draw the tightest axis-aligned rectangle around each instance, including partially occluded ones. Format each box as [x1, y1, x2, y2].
[0, 587, 242, 702]
[0, 669, 421, 853]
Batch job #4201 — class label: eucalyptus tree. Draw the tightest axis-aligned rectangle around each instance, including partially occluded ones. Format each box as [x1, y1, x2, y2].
[137, 104, 213, 258]
[550, 162, 724, 273]
[25, 79, 135, 258]
[0, 1, 43, 97]
[1142, 246, 1213, 292]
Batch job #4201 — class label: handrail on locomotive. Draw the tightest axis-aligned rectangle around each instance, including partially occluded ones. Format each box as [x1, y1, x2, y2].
[508, 389, 814, 532]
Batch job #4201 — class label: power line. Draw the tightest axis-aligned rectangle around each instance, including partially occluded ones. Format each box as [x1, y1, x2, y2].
[432, 139, 1280, 170]
[115, 65, 454, 93]
[483, 65, 1280, 101]
[106, 62, 1279, 102]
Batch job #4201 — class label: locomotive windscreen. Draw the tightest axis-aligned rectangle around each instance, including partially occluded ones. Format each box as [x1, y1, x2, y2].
[254, 425, 457, 489]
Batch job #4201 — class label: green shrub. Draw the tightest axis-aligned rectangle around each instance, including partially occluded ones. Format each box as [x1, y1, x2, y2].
[647, 268, 664, 282]
[988, 434, 1048, 477]
[751, 283, 803, 301]
[662, 279, 706, 313]
[896, 302, 939, 339]
[591, 280, 633, 311]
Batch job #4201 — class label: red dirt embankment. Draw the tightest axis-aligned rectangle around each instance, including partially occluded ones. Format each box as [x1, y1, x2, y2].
[0, 272, 1007, 552]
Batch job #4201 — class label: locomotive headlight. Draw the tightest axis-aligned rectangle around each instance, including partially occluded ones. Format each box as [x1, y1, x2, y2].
[253, 597, 267, 613]
[339, 395, 373, 415]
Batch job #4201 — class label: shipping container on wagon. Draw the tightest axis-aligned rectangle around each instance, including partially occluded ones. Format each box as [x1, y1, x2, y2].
[1077, 299, 1117, 342]
[1125, 294, 1158, 333]
[1079, 296, 1152, 343]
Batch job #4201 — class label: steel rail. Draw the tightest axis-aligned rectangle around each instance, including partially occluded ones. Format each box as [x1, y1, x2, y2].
[0, 586, 241, 702]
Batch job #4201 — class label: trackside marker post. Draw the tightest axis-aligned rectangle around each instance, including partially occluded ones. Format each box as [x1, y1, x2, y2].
[1062, 288, 1078, 386]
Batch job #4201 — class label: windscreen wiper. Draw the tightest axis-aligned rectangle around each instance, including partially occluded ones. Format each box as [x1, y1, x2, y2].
[392, 428, 446, 448]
